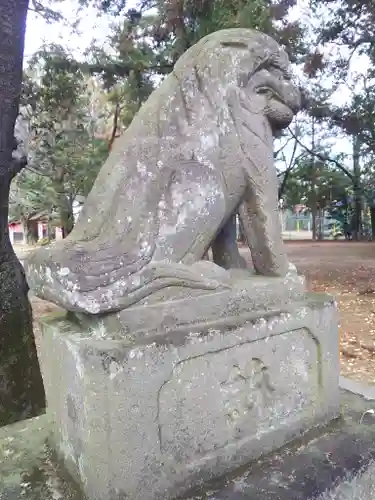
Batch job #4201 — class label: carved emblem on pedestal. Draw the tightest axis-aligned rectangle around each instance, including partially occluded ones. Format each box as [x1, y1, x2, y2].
[220, 358, 275, 425]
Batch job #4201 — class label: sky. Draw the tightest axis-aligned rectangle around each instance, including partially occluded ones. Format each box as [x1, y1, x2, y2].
[24, 0, 366, 166]
[25, 0, 116, 59]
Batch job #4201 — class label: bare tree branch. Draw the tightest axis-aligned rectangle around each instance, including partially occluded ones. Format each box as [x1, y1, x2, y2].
[278, 136, 299, 198]
[287, 126, 354, 180]
[274, 136, 293, 159]
[108, 102, 121, 152]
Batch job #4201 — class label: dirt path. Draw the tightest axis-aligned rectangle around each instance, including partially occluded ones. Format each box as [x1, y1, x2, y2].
[286, 241, 375, 383]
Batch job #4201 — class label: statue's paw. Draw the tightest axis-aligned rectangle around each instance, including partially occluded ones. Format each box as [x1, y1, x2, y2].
[193, 260, 232, 285]
[238, 255, 248, 269]
[287, 262, 298, 275]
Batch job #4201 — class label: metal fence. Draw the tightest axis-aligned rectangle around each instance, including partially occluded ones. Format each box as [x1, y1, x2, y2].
[280, 210, 312, 232]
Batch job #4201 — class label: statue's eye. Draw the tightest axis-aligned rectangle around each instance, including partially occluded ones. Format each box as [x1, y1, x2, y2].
[269, 64, 282, 73]
[269, 64, 290, 80]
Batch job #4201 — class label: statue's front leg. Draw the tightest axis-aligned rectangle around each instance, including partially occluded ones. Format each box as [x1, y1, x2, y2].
[238, 176, 289, 276]
[211, 213, 247, 270]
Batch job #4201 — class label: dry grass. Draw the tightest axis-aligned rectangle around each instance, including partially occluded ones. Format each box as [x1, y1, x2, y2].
[286, 241, 375, 384]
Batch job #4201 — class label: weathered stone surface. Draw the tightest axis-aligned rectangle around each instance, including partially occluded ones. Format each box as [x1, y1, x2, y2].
[25, 28, 301, 314]
[5, 389, 375, 500]
[36, 293, 339, 500]
[185, 389, 375, 499]
[75, 269, 305, 337]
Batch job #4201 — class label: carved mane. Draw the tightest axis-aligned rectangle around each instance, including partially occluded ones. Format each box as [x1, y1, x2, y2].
[72, 29, 286, 237]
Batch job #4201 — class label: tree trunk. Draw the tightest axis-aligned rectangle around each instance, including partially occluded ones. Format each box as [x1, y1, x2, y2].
[108, 102, 120, 152]
[0, 0, 45, 426]
[57, 187, 74, 238]
[25, 216, 37, 244]
[311, 203, 317, 240]
[278, 168, 292, 200]
[370, 206, 375, 240]
[317, 207, 324, 240]
[352, 136, 362, 240]
[310, 117, 317, 241]
[60, 201, 74, 238]
[165, 0, 190, 60]
[53, 170, 74, 238]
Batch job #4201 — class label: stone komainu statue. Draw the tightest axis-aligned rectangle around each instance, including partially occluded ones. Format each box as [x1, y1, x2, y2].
[26, 29, 301, 315]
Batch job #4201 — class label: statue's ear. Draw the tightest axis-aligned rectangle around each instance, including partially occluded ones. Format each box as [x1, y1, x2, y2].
[220, 41, 248, 49]
[226, 86, 242, 115]
[238, 72, 249, 88]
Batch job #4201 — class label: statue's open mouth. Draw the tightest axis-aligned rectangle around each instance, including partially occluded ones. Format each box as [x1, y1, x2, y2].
[255, 86, 290, 109]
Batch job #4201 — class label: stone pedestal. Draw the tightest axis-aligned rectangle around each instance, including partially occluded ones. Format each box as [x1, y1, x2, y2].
[37, 287, 340, 500]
